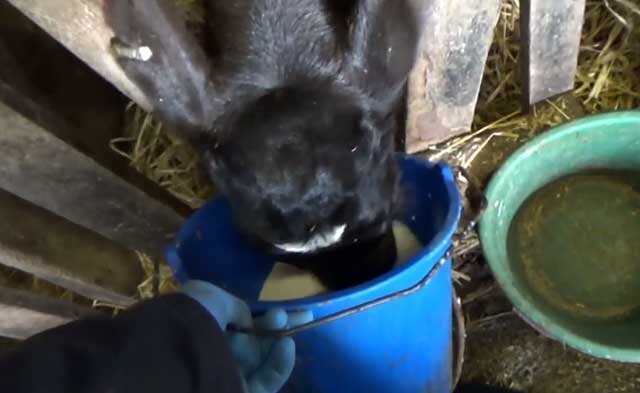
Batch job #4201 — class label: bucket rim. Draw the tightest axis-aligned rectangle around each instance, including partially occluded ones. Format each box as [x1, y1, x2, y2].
[167, 156, 461, 311]
[480, 110, 640, 363]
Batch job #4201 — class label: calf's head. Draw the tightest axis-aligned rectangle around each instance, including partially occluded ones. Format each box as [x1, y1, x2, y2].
[106, 0, 423, 288]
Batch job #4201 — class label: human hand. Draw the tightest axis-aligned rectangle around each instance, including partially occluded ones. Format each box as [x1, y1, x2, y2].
[181, 280, 253, 330]
[238, 308, 313, 393]
[180, 280, 312, 393]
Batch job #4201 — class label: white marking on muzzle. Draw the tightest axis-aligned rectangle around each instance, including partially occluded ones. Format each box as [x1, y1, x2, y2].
[275, 224, 346, 253]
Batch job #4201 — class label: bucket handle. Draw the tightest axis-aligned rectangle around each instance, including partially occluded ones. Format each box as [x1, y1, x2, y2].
[228, 247, 453, 338]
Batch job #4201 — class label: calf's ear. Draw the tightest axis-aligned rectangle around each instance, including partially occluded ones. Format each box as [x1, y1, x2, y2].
[105, 0, 221, 139]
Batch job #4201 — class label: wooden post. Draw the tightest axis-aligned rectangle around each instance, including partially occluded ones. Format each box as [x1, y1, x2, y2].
[0, 287, 99, 340]
[0, 189, 143, 307]
[521, 0, 586, 106]
[406, 0, 501, 153]
[0, 96, 184, 257]
[6, 0, 152, 110]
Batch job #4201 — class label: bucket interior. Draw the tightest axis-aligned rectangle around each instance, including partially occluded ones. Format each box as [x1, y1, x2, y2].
[168, 156, 460, 306]
[480, 112, 640, 361]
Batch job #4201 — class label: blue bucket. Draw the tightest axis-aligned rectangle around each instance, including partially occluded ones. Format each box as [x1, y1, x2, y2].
[167, 155, 461, 393]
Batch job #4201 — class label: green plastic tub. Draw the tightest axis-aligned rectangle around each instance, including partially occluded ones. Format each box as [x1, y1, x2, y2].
[479, 111, 640, 362]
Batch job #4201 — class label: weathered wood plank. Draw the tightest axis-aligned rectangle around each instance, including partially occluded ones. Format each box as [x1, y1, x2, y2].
[0, 97, 184, 257]
[521, 0, 586, 106]
[0, 0, 127, 170]
[6, 0, 152, 110]
[0, 41, 36, 96]
[0, 189, 142, 306]
[406, 0, 501, 153]
[0, 286, 99, 340]
[0, 13, 192, 220]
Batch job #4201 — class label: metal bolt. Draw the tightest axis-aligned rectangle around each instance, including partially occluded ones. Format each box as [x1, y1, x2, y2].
[111, 40, 153, 62]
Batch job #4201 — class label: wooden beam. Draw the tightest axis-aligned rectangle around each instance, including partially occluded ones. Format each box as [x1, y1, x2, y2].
[0, 337, 17, 351]
[0, 189, 142, 306]
[6, 0, 152, 110]
[0, 0, 128, 171]
[0, 95, 184, 257]
[0, 41, 35, 96]
[0, 286, 99, 340]
[406, 0, 501, 153]
[0, 7, 192, 221]
[521, 0, 586, 106]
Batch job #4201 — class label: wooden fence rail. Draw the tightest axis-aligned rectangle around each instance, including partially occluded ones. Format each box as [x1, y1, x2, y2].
[0, 286, 99, 339]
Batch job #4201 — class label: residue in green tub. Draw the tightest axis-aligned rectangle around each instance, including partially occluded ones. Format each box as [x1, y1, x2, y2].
[507, 170, 640, 321]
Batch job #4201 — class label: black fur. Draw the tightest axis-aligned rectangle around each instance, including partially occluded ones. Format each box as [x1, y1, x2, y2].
[105, 0, 424, 290]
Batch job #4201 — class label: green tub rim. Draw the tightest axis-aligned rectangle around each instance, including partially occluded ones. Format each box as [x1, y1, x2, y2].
[479, 110, 640, 363]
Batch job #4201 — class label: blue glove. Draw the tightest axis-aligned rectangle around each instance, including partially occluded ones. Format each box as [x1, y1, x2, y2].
[181, 280, 312, 393]
[242, 308, 313, 393]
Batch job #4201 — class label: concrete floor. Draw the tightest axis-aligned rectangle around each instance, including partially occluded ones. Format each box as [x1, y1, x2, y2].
[462, 311, 640, 392]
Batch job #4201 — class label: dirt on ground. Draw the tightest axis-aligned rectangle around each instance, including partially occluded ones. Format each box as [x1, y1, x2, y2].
[462, 311, 640, 393]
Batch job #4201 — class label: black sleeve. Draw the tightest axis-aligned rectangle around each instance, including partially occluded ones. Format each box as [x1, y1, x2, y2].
[0, 294, 245, 393]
